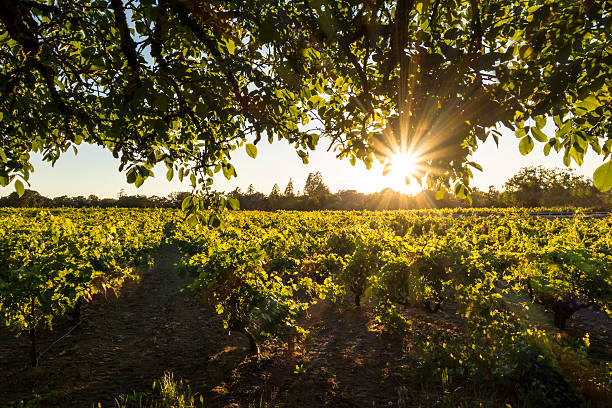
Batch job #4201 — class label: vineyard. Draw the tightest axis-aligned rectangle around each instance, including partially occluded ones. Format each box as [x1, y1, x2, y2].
[1, 208, 611, 407]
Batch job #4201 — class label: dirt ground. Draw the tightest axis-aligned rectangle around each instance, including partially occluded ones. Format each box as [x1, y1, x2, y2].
[1, 245, 610, 408]
[1, 244, 244, 407]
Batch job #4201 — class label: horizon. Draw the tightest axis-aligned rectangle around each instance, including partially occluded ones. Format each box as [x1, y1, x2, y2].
[0, 123, 606, 200]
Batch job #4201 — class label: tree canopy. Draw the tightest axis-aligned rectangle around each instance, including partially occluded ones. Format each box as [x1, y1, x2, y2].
[1, 0, 610, 212]
[503, 166, 598, 207]
[303, 171, 330, 197]
[269, 182, 281, 197]
[283, 178, 295, 197]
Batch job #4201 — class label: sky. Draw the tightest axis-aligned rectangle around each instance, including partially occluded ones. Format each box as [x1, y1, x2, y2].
[0, 123, 606, 199]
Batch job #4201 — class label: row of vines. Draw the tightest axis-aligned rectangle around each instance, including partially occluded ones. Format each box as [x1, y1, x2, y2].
[173, 210, 612, 406]
[0, 208, 168, 366]
[1, 208, 611, 406]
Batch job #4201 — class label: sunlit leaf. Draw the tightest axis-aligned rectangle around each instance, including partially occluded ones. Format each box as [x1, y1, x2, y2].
[246, 143, 258, 159]
[519, 136, 534, 155]
[14, 179, 24, 197]
[593, 161, 612, 192]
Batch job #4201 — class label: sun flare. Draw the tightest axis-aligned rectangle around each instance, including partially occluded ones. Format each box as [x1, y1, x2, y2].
[378, 151, 423, 195]
[391, 153, 417, 180]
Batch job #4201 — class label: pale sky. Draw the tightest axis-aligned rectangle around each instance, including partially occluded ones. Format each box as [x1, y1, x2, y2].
[0, 123, 606, 199]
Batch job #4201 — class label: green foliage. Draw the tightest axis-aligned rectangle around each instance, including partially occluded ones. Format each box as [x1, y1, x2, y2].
[303, 172, 330, 198]
[182, 228, 313, 353]
[341, 230, 395, 306]
[0, 208, 168, 366]
[1, 1, 609, 201]
[503, 166, 603, 208]
[325, 228, 357, 257]
[1, 207, 611, 405]
[594, 161, 612, 192]
[173, 209, 611, 405]
[372, 256, 424, 308]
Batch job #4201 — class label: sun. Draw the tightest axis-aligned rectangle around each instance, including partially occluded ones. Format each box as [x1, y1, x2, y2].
[359, 150, 425, 195]
[391, 153, 417, 180]
[381, 152, 423, 195]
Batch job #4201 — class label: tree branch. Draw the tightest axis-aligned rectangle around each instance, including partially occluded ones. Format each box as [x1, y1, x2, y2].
[169, 0, 267, 142]
[0, 0, 40, 55]
[468, 0, 483, 55]
[110, 0, 141, 90]
[169, 1, 240, 96]
[339, 40, 373, 112]
[150, 2, 167, 68]
[17, 1, 62, 15]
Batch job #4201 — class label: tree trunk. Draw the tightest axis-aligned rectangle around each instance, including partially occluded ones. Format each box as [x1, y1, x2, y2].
[287, 326, 298, 354]
[287, 337, 295, 354]
[71, 298, 83, 323]
[354, 292, 361, 307]
[553, 309, 569, 330]
[235, 326, 259, 358]
[28, 329, 37, 367]
[425, 299, 441, 313]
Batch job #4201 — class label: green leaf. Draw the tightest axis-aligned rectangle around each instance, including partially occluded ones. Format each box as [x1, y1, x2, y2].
[435, 189, 445, 200]
[181, 196, 193, 211]
[519, 136, 534, 155]
[515, 127, 527, 138]
[245, 143, 257, 158]
[15, 179, 24, 197]
[228, 197, 240, 210]
[535, 116, 546, 129]
[153, 93, 170, 111]
[186, 213, 198, 227]
[543, 141, 552, 156]
[135, 21, 147, 35]
[519, 45, 534, 61]
[134, 174, 145, 188]
[454, 183, 465, 197]
[222, 164, 233, 180]
[593, 161, 612, 191]
[166, 167, 174, 181]
[531, 127, 547, 143]
[453, 183, 471, 203]
[137, 166, 151, 178]
[208, 213, 222, 228]
[467, 161, 483, 171]
[569, 147, 584, 166]
[575, 96, 601, 112]
[556, 121, 572, 138]
[226, 39, 236, 55]
[126, 168, 137, 184]
[195, 102, 208, 117]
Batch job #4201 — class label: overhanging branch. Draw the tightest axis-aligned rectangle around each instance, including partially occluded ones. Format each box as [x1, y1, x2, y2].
[110, 0, 141, 91]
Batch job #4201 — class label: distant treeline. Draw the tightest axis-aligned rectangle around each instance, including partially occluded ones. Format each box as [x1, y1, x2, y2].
[0, 190, 190, 209]
[1, 167, 611, 210]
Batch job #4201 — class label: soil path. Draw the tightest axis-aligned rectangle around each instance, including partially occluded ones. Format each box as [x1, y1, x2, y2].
[1, 244, 248, 407]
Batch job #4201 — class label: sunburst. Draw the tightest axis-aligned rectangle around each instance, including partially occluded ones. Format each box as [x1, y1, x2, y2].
[377, 150, 423, 195]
